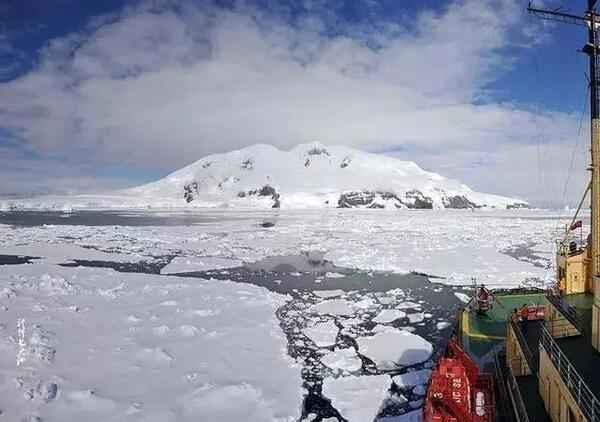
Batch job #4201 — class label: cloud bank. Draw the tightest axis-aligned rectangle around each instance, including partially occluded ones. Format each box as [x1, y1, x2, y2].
[0, 0, 589, 205]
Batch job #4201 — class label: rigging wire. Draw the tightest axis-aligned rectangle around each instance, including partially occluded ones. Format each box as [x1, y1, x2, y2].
[529, 12, 546, 208]
[559, 83, 589, 214]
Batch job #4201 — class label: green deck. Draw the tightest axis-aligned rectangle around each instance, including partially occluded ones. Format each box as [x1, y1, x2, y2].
[459, 291, 551, 421]
[460, 292, 546, 360]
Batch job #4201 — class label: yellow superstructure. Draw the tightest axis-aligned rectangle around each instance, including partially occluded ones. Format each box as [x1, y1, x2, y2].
[556, 243, 591, 295]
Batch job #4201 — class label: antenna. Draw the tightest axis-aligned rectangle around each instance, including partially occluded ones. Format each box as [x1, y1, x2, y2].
[527, 2, 598, 27]
[529, 0, 600, 351]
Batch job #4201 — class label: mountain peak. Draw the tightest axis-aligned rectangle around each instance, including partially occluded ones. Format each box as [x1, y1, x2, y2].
[129, 143, 527, 210]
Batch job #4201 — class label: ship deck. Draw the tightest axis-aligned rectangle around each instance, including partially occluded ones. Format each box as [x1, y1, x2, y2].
[548, 293, 600, 398]
[459, 291, 550, 422]
[460, 292, 546, 362]
[514, 374, 551, 422]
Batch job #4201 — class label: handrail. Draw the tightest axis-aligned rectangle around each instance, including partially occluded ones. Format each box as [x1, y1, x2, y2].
[546, 293, 584, 333]
[539, 324, 600, 421]
[506, 364, 531, 422]
[493, 346, 520, 422]
[510, 319, 538, 373]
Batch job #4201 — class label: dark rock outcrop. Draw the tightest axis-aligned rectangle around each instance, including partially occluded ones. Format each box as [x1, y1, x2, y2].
[241, 158, 254, 170]
[442, 195, 477, 209]
[237, 185, 281, 208]
[338, 191, 376, 208]
[403, 190, 433, 209]
[183, 182, 200, 203]
[340, 156, 352, 168]
[507, 202, 529, 209]
[307, 146, 330, 156]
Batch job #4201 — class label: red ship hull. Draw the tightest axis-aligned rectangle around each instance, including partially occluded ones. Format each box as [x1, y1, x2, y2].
[423, 339, 495, 422]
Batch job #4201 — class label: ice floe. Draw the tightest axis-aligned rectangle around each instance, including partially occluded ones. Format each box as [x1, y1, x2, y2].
[314, 289, 346, 298]
[392, 369, 432, 389]
[310, 299, 356, 316]
[0, 262, 302, 422]
[303, 320, 339, 347]
[372, 309, 406, 323]
[160, 256, 242, 274]
[320, 348, 363, 373]
[454, 292, 471, 303]
[323, 375, 391, 422]
[357, 329, 433, 370]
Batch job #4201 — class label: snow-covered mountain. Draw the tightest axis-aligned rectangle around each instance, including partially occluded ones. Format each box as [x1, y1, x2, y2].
[126, 143, 527, 210]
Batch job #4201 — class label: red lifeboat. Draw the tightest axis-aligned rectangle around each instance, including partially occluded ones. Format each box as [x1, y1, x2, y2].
[423, 339, 495, 422]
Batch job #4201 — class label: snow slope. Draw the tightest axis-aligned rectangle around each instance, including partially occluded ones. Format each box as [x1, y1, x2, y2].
[2, 143, 526, 210]
[128, 143, 526, 210]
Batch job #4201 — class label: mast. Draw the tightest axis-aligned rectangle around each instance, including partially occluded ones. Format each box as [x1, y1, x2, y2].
[590, 1, 600, 352]
[528, 1, 600, 351]
[589, 3, 600, 284]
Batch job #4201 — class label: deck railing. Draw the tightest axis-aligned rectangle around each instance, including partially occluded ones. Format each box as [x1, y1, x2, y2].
[510, 319, 538, 373]
[505, 363, 531, 422]
[539, 324, 600, 422]
[546, 293, 584, 333]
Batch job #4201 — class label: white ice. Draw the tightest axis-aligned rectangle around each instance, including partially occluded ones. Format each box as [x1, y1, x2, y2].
[320, 348, 363, 373]
[454, 292, 471, 303]
[322, 375, 391, 422]
[392, 369, 432, 389]
[0, 262, 302, 422]
[372, 309, 406, 324]
[0, 209, 562, 288]
[357, 329, 433, 370]
[160, 256, 242, 274]
[310, 299, 356, 316]
[302, 320, 339, 348]
[314, 290, 346, 299]
[436, 321, 451, 330]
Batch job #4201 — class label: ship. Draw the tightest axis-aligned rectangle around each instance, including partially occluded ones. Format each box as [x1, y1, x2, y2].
[424, 2, 600, 421]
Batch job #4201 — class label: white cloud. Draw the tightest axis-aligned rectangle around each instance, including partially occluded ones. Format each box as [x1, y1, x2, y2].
[0, 0, 588, 204]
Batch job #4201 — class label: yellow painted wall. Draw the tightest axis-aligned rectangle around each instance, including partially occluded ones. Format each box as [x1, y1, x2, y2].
[539, 348, 587, 422]
[557, 250, 590, 294]
[544, 298, 581, 339]
[506, 323, 531, 376]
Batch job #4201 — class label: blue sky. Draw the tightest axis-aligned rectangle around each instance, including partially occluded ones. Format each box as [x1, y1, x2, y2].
[0, 0, 594, 205]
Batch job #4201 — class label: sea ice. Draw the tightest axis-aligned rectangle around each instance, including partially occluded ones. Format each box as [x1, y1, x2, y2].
[357, 330, 432, 370]
[392, 369, 432, 389]
[322, 375, 391, 422]
[303, 320, 339, 348]
[320, 348, 363, 373]
[314, 289, 346, 298]
[0, 263, 302, 422]
[396, 302, 422, 310]
[436, 321, 451, 330]
[310, 299, 355, 316]
[372, 309, 406, 323]
[160, 256, 242, 274]
[406, 313, 425, 324]
[454, 292, 471, 303]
